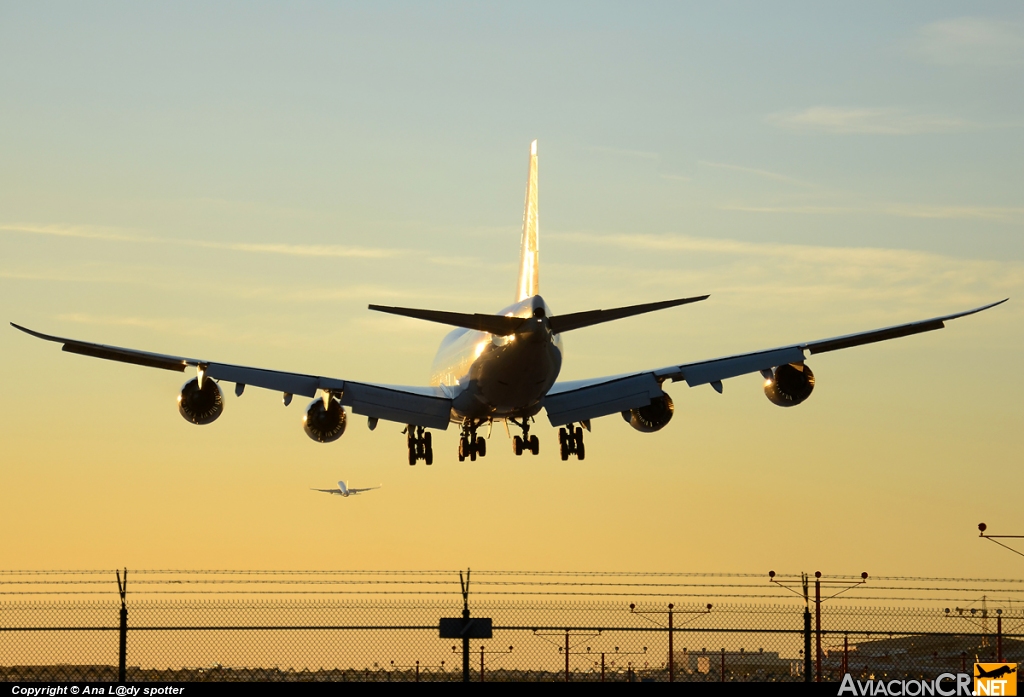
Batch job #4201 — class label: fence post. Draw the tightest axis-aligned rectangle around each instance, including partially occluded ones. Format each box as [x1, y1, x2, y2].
[997, 612, 1003, 662]
[116, 568, 128, 684]
[564, 629, 570, 682]
[843, 634, 849, 675]
[815, 572, 822, 683]
[668, 603, 674, 683]
[803, 606, 812, 683]
[720, 648, 725, 682]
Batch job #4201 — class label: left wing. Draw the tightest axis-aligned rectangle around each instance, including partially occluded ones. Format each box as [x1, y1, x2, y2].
[543, 299, 1007, 426]
[348, 485, 382, 494]
[311, 488, 342, 494]
[10, 323, 453, 429]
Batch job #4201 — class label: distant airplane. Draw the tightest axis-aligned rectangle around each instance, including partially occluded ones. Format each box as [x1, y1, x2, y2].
[11, 141, 1007, 466]
[976, 665, 1017, 679]
[312, 481, 381, 497]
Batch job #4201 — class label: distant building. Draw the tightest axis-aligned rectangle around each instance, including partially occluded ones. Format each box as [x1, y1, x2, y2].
[672, 648, 802, 679]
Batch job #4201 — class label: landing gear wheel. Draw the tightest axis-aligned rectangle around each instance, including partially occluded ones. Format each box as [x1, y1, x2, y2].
[577, 440, 585, 460]
[529, 434, 539, 455]
[513, 435, 523, 456]
[476, 436, 486, 457]
[407, 425, 432, 465]
[559, 428, 570, 461]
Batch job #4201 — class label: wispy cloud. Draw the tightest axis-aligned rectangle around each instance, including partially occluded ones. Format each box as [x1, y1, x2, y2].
[0, 224, 403, 259]
[698, 161, 816, 187]
[587, 145, 660, 160]
[911, 17, 1024, 67]
[768, 107, 969, 135]
[546, 230, 1020, 320]
[721, 203, 1024, 222]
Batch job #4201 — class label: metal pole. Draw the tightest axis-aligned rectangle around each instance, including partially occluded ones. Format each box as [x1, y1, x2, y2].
[803, 607, 812, 683]
[843, 634, 849, 675]
[601, 653, 605, 682]
[565, 630, 570, 682]
[815, 572, 822, 683]
[720, 648, 725, 682]
[461, 569, 470, 683]
[415, 661, 419, 682]
[668, 603, 674, 683]
[998, 614, 1003, 662]
[480, 645, 485, 682]
[116, 568, 127, 685]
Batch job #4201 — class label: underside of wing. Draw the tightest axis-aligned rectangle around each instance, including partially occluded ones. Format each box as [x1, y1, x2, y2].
[543, 299, 1007, 426]
[311, 488, 342, 494]
[348, 486, 382, 494]
[10, 323, 453, 430]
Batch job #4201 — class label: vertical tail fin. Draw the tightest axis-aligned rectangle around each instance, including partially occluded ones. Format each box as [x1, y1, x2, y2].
[516, 140, 540, 302]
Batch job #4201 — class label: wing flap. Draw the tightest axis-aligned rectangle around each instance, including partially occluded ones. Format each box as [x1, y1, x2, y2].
[341, 382, 451, 430]
[207, 364, 320, 398]
[679, 346, 806, 387]
[544, 373, 663, 426]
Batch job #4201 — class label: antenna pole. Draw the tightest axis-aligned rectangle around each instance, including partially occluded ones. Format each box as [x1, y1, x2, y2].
[116, 568, 128, 684]
[461, 569, 470, 683]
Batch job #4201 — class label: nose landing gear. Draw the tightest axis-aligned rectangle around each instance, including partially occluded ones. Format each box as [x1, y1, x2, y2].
[458, 420, 487, 462]
[405, 425, 433, 465]
[558, 425, 585, 461]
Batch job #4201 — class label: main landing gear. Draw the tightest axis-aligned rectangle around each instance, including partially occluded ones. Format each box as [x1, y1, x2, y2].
[558, 425, 585, 461]
[510, 418, 540, 456]
[405, 425, 433, 466]
[458, 420, 487, 462]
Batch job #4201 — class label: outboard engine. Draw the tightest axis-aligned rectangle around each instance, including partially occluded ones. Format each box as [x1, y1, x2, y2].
[303, 396, 347, 443]
[177, 377, 224, 425]
[764, 363, 815, 407]
[621, 393, 674, 433]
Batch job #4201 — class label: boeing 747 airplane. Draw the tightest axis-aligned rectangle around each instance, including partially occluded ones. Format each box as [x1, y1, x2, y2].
[312, 481, 381, 497]
[11, 141, 1006, 465]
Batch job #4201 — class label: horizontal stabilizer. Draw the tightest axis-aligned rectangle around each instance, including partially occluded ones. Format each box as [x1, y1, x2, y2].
[369, 295, 708, 336]
[368, 305, 526, 336]
[547, 295, 709, 334]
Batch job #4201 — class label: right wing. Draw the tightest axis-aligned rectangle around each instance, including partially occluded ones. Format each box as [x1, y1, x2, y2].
[10, 323, 453, 429]
[543, 299, 1007, 426]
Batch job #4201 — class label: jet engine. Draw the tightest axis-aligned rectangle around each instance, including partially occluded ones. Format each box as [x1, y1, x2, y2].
[303, 396, 347, 443]
[764, 363, 815, 407]
[177, 377, 224, 425]
[621, 393, 674, 433]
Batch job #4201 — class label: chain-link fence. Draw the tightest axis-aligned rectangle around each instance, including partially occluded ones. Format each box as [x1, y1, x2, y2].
[2, 571, 1022, 682]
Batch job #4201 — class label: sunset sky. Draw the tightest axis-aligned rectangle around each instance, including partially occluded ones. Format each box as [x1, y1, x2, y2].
[1, 2, 1022, 578]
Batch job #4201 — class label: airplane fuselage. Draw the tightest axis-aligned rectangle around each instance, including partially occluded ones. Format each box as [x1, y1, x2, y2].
[430, 295, 563, 422]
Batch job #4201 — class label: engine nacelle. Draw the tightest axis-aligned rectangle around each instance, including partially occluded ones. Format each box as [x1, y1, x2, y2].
[303, 397, 347, 443]
[621, 393, 674, 433]
[764, 363, 815, 407]
[177, 377, 224, 425]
